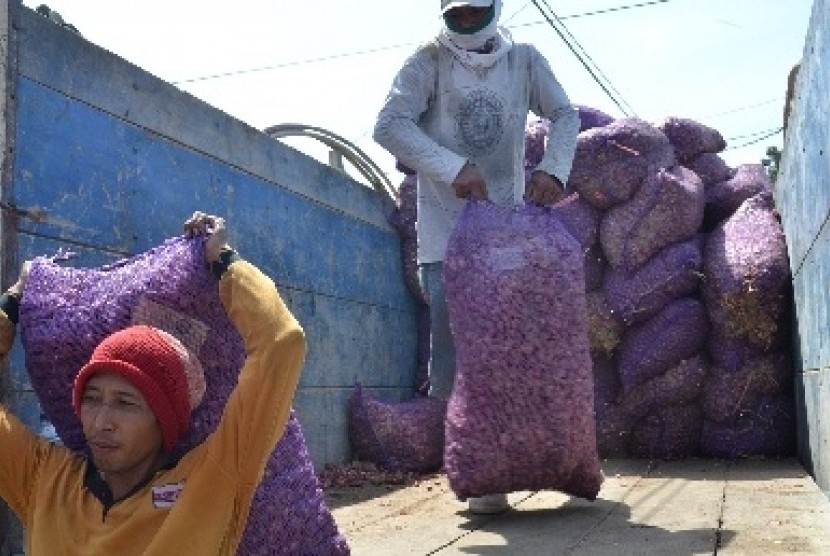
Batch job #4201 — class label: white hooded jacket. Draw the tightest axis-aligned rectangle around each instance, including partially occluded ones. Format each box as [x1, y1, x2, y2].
[373, 1, 580, 264]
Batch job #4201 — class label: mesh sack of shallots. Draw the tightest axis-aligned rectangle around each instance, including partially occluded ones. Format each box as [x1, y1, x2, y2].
[587, 290, 624, 357]
[657, 116, 726, 163]
[630, 403, 704, 459]
[617, 297, 710, 392]
[442, 201, 603, 501]
[600, 165, 704, 272]
[549, 193, 601, 250]
[702, 192, 791, 369]
[567, 117, 676, 210]
[617, 355, 708, 425]
[388, 171, 426, 305]
[683, 152, 735, 186]
[701, 353, 792, 424]
[604, 235, 704, 326]
[700, 394, 796, 458]
[348, 383, 446, 473]
[703, 163, 772, 232]
[19, 236, 349, 556]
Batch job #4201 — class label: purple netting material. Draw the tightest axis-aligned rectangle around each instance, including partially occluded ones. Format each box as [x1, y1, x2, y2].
[550, 193, 601, 250]
[388, 172, 430, 387]
[684, 153, 735, 187]
[587, 290, 624, 357]
[600, 165, 704, 272]
[630, 403, 703, 460]
[603, 235, 704, 325]
[576, 105, 616, 132]
[19, 237, 349, 556]
[584, 245, 607, 292]
[617, 297, 710, 393]
[702, 353, 792, 424]
[702, 192, 791, 353]
[443, 201, 602, 501]
[618, 355, 708, 425]
[388, 172, 425, 306]
[657, 116, 726, 162]
[700, 395, 796, 459]
[703, 163, 773, 232]
[348, 384, 446, 473]
[592, 354, 620, 417]
[567, 117, 676, 210]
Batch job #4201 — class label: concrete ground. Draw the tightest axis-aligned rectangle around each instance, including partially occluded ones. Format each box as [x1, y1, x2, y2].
[327, 458, 830, 555]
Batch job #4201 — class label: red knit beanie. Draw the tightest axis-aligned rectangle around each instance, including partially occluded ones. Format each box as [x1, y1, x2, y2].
[72, 325, 201, 452]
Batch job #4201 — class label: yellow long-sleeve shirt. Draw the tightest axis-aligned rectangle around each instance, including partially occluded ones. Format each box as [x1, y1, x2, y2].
[0, 260, 306, 555]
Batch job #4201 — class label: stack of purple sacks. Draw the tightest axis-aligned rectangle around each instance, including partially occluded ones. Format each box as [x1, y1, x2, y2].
[523, 109, 794, 460]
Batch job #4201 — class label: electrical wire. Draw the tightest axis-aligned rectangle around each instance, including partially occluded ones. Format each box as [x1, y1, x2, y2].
[724, 127, 783, 150]
[530, 0, 635, 116]
[172, 0, 673, 86]
[512, 0, 672, 28]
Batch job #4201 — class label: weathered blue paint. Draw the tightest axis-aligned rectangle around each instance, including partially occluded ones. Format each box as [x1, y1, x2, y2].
[0, 1, 418, 485]
[775, 0, 830, 498]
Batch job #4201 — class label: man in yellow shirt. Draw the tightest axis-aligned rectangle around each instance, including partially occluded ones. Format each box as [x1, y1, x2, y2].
[0, 211, 306, 555]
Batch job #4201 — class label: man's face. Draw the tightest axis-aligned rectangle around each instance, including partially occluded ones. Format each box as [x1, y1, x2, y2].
[445, 6, 491, 30]
[80, 372, 164, 487]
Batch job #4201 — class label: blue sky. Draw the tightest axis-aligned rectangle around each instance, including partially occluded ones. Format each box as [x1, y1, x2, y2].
[25, 0, 815, 186]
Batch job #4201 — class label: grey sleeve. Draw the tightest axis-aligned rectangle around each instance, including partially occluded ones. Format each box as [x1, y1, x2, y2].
[527, 46, 580, 187]
[372, 46, 467, 186]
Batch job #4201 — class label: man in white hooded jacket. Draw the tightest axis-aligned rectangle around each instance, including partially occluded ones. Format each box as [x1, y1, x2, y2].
[373, 0, 580, 514]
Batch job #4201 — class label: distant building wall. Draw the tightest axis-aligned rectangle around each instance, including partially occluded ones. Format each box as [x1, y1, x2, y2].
[775, 0, 830, 499]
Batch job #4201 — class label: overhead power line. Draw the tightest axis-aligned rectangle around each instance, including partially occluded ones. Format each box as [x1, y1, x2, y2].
[725, 127, 783, 150]
[173, 0, 672, 86]
[530, 0, 636, 117]
[513, 0, 672, 29]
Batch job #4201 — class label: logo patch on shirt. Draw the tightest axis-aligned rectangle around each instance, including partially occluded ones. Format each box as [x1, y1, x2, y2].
[456, 88, 504, 156]
[152, 482, 185, 508]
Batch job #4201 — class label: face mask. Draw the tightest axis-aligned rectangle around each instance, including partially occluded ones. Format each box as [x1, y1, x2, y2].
[441, 0, 502, 51]
[443, 5, 495, 35]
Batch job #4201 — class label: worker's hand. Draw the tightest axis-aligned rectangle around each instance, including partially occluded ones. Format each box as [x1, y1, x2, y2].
[6, 260, 31, 299]
[184, 211, 231, 263]
[452, 163, 488, 201]
[526, 170, 566, 206]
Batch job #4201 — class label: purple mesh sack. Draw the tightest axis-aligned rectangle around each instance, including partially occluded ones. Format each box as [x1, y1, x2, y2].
[388, 172, 425, 305]
[603, 235, 704, 325]
[388, 171, 430, 387]
[19, 236, 349, 556]
[702, 353, 792, 424]
[700, 395, 796, 458]
[443, 201, 603, 501]
[702, 192, 791, 355]
[348, 384, 446, 473]
[587, 290, 624, 357]
[576, 105, 616, 132]
[684, 152, 735, 186]
[567, 117, 676, 210]
[630, 403, 703, 460]
[617, 297, 709, 392]
[550, 193, 600, 251]
[657, 117, 726, 162]
[584, 245, 607, 292]
[600, 165, 704, 272]
[618, 355, 708, 425]
[703, 163, 772, 231]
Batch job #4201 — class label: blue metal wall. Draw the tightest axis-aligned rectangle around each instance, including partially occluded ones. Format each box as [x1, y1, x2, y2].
[775, 0, 830, 498]
[1, 4, 418, 472]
